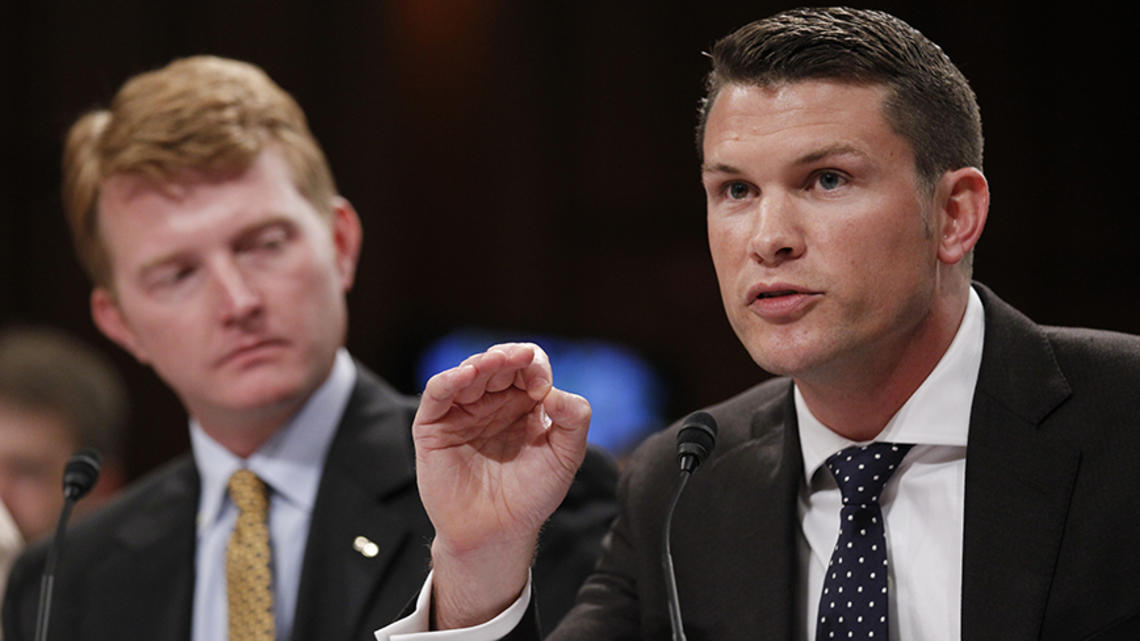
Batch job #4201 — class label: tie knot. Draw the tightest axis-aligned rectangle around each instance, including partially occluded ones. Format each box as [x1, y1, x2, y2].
[228, 469, 269, 515]
[825, 442, 913, 507]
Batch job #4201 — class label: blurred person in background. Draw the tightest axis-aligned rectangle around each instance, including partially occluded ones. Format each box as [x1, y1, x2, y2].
[0, 326, 128, 640]
[0, 326, 126, 544]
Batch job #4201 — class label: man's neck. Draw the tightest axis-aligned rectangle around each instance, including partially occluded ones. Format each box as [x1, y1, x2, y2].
[795, 285, 971, 442]
[195, 400, 305, 458]
[188, 353, 346, 459]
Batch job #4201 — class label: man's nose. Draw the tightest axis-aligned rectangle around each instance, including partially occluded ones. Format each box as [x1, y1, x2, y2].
[211, 260, 263, 324]
[748, 192, 806, 266]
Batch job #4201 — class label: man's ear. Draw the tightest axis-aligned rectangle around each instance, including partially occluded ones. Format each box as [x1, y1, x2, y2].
[329, 196, 363, 291]
[90, 288, 150, 364]
[933, 167, 989, 266]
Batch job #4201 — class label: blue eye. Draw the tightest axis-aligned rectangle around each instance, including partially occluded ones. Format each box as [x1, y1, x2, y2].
[817, 171, 845, 190]
[726, 181, 751, 199]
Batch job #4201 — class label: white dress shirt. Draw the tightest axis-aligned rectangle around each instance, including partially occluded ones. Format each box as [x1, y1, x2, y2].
[376, 289, 984, 641]
[797, 287, 984, 641]
[192, 348, 356, 641]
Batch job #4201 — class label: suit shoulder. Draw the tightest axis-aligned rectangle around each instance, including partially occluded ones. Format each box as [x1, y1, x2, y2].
[1044, 325, 1140, 371]
[80, 454, 197, 532]
[350, 363, 420, 418]
[702, 376, 792, 442]
[1039, 326, 1140, 421]
[1037, 326, 1140, 398]
[622, 377, 790, 483]
[978, 284, 1140, 380]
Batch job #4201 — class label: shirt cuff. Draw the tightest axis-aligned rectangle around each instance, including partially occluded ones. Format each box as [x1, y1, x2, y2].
[374, 569, 532, 641]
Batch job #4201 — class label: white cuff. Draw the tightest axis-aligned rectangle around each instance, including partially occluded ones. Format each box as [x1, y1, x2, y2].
[374, 570, 532, 641]
[1, 500, 24, 606]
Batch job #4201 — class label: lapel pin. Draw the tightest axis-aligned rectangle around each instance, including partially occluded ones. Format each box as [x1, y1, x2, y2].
[353, 535, 380, 558]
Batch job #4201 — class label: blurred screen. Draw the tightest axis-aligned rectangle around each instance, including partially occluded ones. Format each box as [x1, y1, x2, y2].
[416, 329, 665, 457]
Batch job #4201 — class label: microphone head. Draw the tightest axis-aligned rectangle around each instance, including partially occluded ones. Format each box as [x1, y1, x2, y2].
[62, 448, 102, 500]
[677, 411, 718, 472]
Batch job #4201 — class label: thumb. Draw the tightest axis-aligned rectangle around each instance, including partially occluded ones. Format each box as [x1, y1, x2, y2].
[544, 387, 591, 432]
[543, 387, 591, 465]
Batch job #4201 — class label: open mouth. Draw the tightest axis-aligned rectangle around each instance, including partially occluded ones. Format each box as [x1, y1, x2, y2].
[746, 286, 820, 320]
[755, 290, 800, 300]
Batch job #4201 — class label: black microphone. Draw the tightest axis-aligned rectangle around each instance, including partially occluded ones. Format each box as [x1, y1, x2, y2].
[662, 412, 718, 641]
[34, 448, 102, 641]
[63, 448, 102, 500]
[676, 411, 717, 473]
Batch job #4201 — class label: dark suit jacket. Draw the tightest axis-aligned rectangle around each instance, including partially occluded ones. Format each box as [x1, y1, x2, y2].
[2, 364, 617, 641]
[513, 285, 1140, 640]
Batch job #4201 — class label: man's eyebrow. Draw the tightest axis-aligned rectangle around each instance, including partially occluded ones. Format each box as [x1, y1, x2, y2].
[232, 215, 293, 242]
[137, 249, 190, 280]
[794, 144, 866, 165]
[701, 162, 743, 175]
[702, 145, 868, 175]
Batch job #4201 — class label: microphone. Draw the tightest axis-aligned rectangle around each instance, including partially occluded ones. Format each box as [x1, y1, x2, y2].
[676, 411, 717, 473]
[34, 448, 102, 641]
[662, 412, 718, 641]
[63, 448, 102, 500]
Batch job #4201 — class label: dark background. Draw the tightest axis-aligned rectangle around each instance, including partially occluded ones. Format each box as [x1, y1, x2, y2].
[2, 1, 1137, 480]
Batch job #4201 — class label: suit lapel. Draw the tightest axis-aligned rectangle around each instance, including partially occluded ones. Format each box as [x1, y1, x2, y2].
[739, 387, 803, 640]
[675, 382, 803, 640]
[86, 458, 199, 641]
[961, 286, 1079, 640]
[291, 366, 424, 641]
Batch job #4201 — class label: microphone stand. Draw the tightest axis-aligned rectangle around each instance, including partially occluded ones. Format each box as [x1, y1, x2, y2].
[662, 412, 718, 641]
[33, 448, 101, 641]
[662, 469, 694, 641]
[33, 496, 78, 641]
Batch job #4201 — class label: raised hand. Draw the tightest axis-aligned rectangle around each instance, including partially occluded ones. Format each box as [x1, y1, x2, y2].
[412, 342, 591, 628]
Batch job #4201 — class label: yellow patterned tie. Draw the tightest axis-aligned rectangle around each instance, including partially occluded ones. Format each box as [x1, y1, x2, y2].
[226, 469, 275, 641]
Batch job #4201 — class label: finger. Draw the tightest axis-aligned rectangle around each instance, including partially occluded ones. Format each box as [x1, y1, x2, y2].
[483, 343, 536, 393]
[523, 345, 554, 399]
[452, 349, 518, 404]
[417, 347, 515, 419]
[487, 342, 552, 401]
[416, 362, 478, 424]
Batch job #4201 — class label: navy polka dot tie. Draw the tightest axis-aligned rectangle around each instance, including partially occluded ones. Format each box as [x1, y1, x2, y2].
[815, 442, 913, 641]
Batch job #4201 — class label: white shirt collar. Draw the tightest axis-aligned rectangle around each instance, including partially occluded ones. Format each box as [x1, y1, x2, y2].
[797, 287, 985, 484]
[192, 348, 357, 535]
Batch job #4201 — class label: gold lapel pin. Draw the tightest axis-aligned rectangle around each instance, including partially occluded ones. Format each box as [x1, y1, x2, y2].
[353, 535, 379, 558]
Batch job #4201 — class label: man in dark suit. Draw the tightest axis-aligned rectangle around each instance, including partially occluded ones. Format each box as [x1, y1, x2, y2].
[1, 56, 615, 641]
[380, 7, 1140, 640]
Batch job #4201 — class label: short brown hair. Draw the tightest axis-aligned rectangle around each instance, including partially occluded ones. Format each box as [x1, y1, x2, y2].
[0, 326, 127, 458]
[697, 7, 983, 192]
[63, 56, 337, 288]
